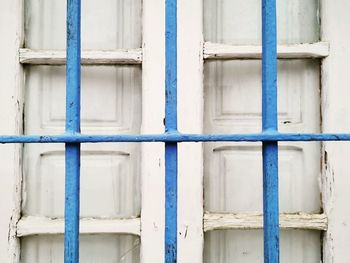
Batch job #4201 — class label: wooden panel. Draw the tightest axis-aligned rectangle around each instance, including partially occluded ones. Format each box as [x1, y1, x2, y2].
[25, 66, 141, 133]
[204, 59, 321, 261]
[204, 60, 320, 133]
[24, 0, 142, 49]
[22, 149, 140, 218]
[21, 235, 140, 263]
[204, 0, 319, 45]
[23, 65, 141, 218]
[204, 60, 321, 212]
[205, 145, 320, 213]
[22, 63, 142, 261]
[204, 230, 321, 263]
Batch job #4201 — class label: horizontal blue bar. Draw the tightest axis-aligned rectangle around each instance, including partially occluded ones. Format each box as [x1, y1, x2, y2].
[1, 133, 350, 143]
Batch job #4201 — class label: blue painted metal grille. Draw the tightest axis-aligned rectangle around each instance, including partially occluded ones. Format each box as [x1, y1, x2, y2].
[0, 0, 341, 262]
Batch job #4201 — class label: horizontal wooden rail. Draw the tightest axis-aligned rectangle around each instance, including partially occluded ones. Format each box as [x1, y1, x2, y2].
[17, 213, 326, 237]
[19, 48, 142, 65]
[17, 216, 141, 236]
[204, 212, 327, 232]
[204, 41, 329, 60]
[19, 43, 328, 65]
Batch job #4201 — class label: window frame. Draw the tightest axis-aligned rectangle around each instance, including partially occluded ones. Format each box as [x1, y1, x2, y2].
[0, 0, 166, 262]
[320, 0, 350, 261]
[0, 0, 23, 261]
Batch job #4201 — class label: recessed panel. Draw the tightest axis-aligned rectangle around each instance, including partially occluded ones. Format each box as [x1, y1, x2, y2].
[21, 234, 140, 263]
[204, 145, 320, 213]
[25, 0, 142, 49]
[204, 0, 320, 45]
[25, 66, 141, 133]
[23, 149, 140, 218]
[204, 60, 320, 133]
[204, 230, 321, 263]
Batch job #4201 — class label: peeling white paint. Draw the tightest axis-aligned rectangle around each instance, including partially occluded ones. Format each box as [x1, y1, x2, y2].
[0, 0, 349, 262]
[140, 0, 166, 262]
[204, 41, 329, 60]
[20, 48, 142, 65]
[177, 0, 204, 262]
[0, 0, 23, 262]
[17, 217, 141, 237]
[321, 0, 350, 262]
[204, 213, 328, 232]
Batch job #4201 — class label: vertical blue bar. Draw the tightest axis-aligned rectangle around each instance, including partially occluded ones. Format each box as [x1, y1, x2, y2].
[165, 0, 178, 262]
[165, 142, 178, 262]
[262, 142, 279, 262]
[165, 0, 177, 132]
[65, 0, 81, 262]
[262, 0, 279, 262]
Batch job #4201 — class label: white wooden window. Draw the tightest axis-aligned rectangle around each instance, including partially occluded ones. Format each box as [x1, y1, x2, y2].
[203, 0, 322, 261]
[0, 0, 350, 262]
[0, 0, 167, 262]
[176, 0, 348, 262]
[22, 0, 142, 262]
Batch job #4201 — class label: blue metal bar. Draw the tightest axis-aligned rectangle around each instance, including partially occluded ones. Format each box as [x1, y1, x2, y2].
[262, 0, 279, 262]
[165, 0, 177, 133]
[165, 0, 178, 262]
[165, 142, 178, 262]
[65, 0, 81, 262]
[2, 133, 350, 143]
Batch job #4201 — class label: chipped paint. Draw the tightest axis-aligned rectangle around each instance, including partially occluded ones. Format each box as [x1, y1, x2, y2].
[204, 213, 328, 232]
